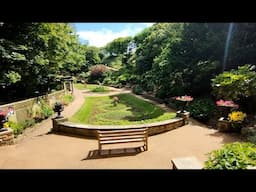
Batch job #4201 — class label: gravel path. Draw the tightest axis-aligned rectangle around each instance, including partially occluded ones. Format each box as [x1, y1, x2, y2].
[0, 87, 241, 169]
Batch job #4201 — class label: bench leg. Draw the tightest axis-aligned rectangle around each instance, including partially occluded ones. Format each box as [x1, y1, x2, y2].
[98, 145, 102, 155]
[144, 141, 148, 151]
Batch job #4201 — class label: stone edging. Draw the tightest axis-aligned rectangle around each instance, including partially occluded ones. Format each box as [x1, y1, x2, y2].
[52, 117, 185, 138]
[0, 128, 14, 146]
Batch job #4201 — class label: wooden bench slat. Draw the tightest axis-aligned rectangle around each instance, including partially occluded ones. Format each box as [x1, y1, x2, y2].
[100, 138, 146, 145]
[100, 135, 146, 141]
[99, 132, 147, 138]
[98, 128, 148, 134]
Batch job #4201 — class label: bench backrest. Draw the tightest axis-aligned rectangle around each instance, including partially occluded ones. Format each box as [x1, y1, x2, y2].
[97, 128, 148, 141]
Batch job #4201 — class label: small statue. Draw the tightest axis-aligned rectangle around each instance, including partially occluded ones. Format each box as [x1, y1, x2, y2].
[112, 96, 119, 106]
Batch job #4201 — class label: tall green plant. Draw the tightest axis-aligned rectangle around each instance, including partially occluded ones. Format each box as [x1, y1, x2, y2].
[204, 142, 256, 169]
[212, 64, 256, 100]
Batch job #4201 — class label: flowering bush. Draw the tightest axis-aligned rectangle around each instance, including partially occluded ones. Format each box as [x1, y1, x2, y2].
[228, 111, 247, 132]
[175, 95, 193, 102]
[0, 110, 8, 129]
[216, 99, 239, 108]
[229, 111, 246, 122]
[0, 110, 6, 119]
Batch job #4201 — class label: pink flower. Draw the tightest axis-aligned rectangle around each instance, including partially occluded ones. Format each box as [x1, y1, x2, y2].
[0, 110, 6, 116]
[216, 99, 239, 108]
[175, 95, 194, 102]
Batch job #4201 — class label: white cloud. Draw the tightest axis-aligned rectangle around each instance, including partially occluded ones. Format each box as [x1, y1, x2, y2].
[77, 24, 154, 47]
[142, 23, 155, 27]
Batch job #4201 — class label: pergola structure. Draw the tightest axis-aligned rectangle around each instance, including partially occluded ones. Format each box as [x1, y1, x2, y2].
[61, 76, 74, 94]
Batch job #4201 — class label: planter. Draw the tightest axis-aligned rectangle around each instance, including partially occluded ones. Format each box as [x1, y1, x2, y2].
[53, 102, 64, 118]
[176, 111, 190, 125]
[0, 112, 8, 132]
[217, 117, 231, 132]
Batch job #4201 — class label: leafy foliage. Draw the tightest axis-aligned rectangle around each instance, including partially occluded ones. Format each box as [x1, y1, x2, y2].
[132, 85, 143, 95]
[83, 46, 101, 70]
[186, 98, 217, 122]
[31, 99, 53, 120]
[0, 23, 85, 102]
[204, 142, 256, 169]
[105, 37, 132, 56]
[212, 64, 256, 100]
[7, 119, 35, 136]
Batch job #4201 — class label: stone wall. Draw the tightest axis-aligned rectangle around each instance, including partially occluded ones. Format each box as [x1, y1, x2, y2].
[52, 117, 185, 138]
[0, 128, 14, 146]
[0, 90, 65, 123]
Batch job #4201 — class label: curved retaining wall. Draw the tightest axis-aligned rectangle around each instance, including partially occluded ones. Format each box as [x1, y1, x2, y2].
[52, 117, 185, 138]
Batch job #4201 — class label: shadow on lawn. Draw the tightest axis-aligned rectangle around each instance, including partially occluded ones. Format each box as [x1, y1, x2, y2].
[109, 94, 165, 121]
[83, 146, 144, 160]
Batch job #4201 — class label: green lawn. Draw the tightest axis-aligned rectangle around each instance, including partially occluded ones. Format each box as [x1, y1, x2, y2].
[74, 83, 87, 90]
[70, 93, 176, 125]
[74, 83, 110, 93]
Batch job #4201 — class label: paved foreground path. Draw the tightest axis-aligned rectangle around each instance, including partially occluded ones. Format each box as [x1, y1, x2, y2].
[0, 87, 241, 169]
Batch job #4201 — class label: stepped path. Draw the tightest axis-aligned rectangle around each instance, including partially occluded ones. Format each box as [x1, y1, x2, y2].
[0, 87, 241, 169]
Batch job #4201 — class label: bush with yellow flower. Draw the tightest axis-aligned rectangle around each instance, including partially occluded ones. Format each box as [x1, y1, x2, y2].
[228, 111, 247, 132]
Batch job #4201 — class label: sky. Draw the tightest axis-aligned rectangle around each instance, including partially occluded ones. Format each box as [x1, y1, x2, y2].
[73, 23, 154, 47]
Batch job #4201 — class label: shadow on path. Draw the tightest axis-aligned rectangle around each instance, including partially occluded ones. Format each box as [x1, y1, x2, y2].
[207, 131, 242, 144]
[83, 147, 144, 160]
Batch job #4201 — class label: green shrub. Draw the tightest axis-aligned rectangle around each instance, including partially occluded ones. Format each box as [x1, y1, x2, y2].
[91, 86, 107, 93]
[31, 99, 54, 120]
[23, 119, 36, 127]
[8, 121, 24, 136]
[204, 142, 256, 169]
[31, 103, 43, 120]
[212, 64, 256, 101]
[132, 85, 143, 95]
[186, 98, 217, 122]
[8, 119, 36, 137]
[247, 135, 256, 144]
[40, 99, 54, 118]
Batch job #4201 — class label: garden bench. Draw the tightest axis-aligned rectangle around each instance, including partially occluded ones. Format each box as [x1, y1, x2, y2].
[97, 128, 148, 155]
[171, 156, 203, 169]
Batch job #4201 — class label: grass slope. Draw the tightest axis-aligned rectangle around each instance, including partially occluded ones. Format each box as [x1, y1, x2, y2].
[70, 93, 176, 125]
[74, 83, 109, 92]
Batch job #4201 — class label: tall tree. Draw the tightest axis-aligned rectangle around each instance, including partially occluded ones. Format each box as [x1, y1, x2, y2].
[0, 23, 85, 101]
[105, 36, 132, 56]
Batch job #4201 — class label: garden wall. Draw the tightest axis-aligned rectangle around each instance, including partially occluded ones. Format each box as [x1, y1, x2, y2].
[52, 117, 185, 138]
[0, 90, 65, 123]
